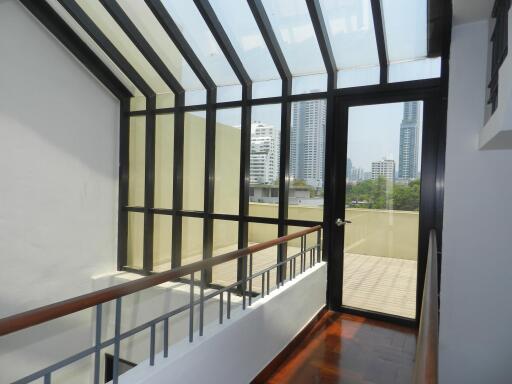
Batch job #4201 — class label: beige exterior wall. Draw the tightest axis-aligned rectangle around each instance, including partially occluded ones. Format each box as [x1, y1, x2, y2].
[127, 115, 419, 269]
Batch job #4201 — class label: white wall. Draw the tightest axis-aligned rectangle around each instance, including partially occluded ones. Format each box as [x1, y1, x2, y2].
[119, 263, 327, 384]
[440, 20, 512, 384]
[0, 0, 119, 317]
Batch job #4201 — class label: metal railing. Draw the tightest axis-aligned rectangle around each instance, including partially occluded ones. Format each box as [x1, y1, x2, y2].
[0, 226, 322, 384]
[414, 229, 439, 384]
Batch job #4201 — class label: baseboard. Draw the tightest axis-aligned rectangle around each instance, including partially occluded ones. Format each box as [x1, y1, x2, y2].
[250, 306, 328, 383]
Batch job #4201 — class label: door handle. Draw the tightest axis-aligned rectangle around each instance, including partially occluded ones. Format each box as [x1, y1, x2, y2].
[335, 218, 352, 227]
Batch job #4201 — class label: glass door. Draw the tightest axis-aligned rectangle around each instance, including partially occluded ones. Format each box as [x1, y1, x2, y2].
[336, 101, 424, 319]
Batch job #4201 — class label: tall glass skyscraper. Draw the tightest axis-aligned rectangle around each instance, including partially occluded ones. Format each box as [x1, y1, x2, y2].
[290, 99, 326, 189]
[398, 101, 420, 180]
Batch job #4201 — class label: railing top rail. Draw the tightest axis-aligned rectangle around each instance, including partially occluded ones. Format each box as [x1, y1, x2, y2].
[0, 225, 321, 337]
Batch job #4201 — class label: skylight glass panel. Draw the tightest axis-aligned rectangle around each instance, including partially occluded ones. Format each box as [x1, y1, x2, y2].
[382, 0, 428, 63]
[319, 0, 379, 70]
[161, 0, 240, 87]
[116, 0, 203, 91]
[209, 0, 280, 83]
[261, 0, 326, 77]
[46, 0, 141, 96]
[74, 0, 171, 94]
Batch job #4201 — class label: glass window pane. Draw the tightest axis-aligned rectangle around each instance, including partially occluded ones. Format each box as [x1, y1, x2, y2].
[209, 0, 281, 83]
[252, 79, 283, 99]
[161, 0, 239, 87]
[127, 212, 144, 268]
[261, 0, 326, 77]
[183, 111, 205, 211]
[319, 0, 379, 70]
[214, 109, 241, 215]
[75, 0, 171, 94]
[382, 0, 428, 63]
[249, 104, 281, 218]
[130, 96, 146, 112]
[288, 100, 326, 221]
[343, 101, 423, 319]
[389, 57, 442, 83]
[116, 0, 204, 92]
[217, 84, 243, 103]
[292, 73, 327, 94]
[154, 114, 174, 209]
[153, 215, 172, 272]
[211, 220, 239, 287]
[128, 116, 145, 206]
[182, 217, 203, 265]
[338, 66, 380, 88]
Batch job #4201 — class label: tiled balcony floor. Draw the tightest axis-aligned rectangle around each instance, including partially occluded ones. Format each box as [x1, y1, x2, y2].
[154, 245, 417, 319]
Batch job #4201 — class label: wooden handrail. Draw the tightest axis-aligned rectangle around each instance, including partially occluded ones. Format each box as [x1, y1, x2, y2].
[414, 229, 439, 384]
[0, 225, 321, 337]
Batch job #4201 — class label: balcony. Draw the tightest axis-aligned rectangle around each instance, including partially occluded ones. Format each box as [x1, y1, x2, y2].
[152, 204, 418, 319]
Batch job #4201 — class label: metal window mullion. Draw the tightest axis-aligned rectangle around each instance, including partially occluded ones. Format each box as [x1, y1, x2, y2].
[117, 99, 130, 269]
[249, 0, 293, 286]
[237, 85, 252, 290]
[171, 94, 185, 268]
[277, 80, 292, 285]
[370, 0, 389, 84]
[143, 96, 156, 272]
[307, 0, 337, 268]
[203, 89, 217, 285]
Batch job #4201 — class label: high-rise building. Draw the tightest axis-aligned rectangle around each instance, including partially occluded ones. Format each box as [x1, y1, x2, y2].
[371, 159, 395, 181]
[290, 99, 326, 189]
[398, 101, 420, 180]
[250, 122, 280, 185]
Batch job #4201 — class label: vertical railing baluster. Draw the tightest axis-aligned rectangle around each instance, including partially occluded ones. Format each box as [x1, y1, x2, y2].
[150, 323, 156, 366]
[163, 318, 169, 358]
[289, 259, 293, 281]
[44, 373, 51, 384]
[199, 269, 204, 337]
[248, 253, 253, 306]
[113, 298, 122, 384]
[317, 229, 321, 262]
[227, 290, 231, 319]
[293, 258, 296, 279]
[219, 291, 223, 324]
[266, 270, 270, 295]
[261, 274, 265, 298]
[93, 304, 102, 384]
[242, 255, 247, 310]
[189, 271, 194, 343]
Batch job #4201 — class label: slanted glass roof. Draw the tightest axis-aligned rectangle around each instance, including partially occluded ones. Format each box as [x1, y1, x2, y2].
[160, 0, 240, 87]
[44, 0, 441, 99]
[209, 0, 280, 83]
[261, 0, 326, 77]
[75, 0, 171, 94]
[116, 0, 204, 91]
[382, 0, 428, 63]
[46, 0, 141, 96]
[320, 0, 379, 71]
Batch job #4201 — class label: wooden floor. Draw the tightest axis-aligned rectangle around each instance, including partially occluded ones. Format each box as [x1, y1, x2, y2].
[261, 311, 417, 384]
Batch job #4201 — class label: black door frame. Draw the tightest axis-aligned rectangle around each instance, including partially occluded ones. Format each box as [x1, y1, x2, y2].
[324, 83, 445, 327]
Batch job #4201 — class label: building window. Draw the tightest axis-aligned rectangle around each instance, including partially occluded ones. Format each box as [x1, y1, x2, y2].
[489, 0, 511, 113]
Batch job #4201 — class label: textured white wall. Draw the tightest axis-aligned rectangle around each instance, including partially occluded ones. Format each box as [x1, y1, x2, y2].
[0, 0, 119, 317]
[440, 20, 512, 384]
[119, 263, 327, 384]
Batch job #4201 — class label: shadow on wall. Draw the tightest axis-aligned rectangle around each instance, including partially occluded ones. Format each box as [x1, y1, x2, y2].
[0, 0, 120, 179]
